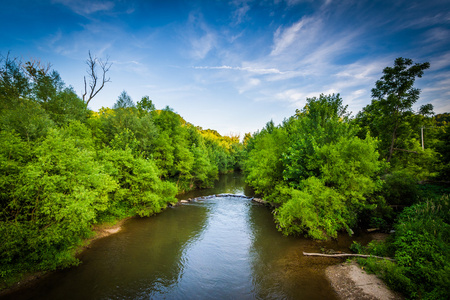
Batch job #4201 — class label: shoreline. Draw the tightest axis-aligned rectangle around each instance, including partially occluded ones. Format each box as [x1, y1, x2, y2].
[0, 217, 131, 296]
[77, 216, 132, 252]
[325, 261, 403, 300]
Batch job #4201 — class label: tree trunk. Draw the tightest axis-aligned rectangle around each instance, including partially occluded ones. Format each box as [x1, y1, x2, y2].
[302, 252, 396, 261]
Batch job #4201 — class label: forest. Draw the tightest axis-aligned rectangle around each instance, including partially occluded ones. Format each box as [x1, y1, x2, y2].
[1, 55, 449, 299]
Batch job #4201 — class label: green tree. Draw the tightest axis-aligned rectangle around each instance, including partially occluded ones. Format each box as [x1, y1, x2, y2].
[0, 54, 30, 109]
[243, 94, 383, 239]
[0, 126, 117, 279]
[0, 99, 54, 142]
[113, 91, 135, 109]
[244, 123, 288, 198]
[282, 94, 353, 188]
[362, 57, 430, 162]
[96, 147, 176, 218]
[137, 95, 155, 114]
[275, 134, 382, 239]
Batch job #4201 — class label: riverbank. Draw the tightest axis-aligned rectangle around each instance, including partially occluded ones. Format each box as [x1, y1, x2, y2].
[326, 261, 402, 300]
[80, 217, 131, 249]
[0, 217, 131, 296]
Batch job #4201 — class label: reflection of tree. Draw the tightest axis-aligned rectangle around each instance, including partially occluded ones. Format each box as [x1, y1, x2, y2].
[247, 204, 341, 299]
[110, 205, 210, 299]
[4, 205, 209, 300]
[176, 172, 248, 200]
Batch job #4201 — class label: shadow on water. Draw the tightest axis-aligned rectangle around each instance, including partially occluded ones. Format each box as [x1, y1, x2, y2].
[2, 205, 210, 299]
[2, 172, 372, 299]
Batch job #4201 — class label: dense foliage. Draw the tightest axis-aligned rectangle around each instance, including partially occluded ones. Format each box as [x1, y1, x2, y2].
[0, 55, 242, 285]
[244, 94, 384, 239]
[243, 58, 448, 238]
[354, 195, 449, 299]
[242, 57, 449, 298]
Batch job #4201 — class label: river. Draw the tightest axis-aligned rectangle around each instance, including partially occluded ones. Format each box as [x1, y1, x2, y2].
[3, 173, 367, 299]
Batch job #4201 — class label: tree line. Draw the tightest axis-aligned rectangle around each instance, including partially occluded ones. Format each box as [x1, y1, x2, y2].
[0, 54, 242, 286]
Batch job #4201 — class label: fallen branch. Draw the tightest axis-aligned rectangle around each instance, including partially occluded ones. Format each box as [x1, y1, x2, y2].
[303, 252, 396, 262]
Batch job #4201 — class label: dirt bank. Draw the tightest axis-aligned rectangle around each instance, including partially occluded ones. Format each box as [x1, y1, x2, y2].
[78, 217, 131, 251]
[326, 261, 402, 300]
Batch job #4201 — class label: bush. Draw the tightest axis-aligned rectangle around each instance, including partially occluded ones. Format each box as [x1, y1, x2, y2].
[356, 195, 449, 299]
[392, 196, 450, 299]
[382, 170, 419, 206]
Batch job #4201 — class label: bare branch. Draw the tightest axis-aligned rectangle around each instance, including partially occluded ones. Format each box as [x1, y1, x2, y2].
[83, 51, 112, 107]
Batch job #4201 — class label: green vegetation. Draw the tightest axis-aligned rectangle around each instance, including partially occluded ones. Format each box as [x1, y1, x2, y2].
[353, 195, 449, 299]
[1, 53, 448, 298]
[244, 94, 384, 239]
[0, 55, 242, 287]
[242, 57, 449, 298]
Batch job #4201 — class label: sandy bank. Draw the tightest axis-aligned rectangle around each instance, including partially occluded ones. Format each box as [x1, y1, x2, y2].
[82, 217, 130, 247]
[326, 261, 402, 300]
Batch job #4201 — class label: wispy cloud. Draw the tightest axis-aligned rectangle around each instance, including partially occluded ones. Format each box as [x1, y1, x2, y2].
[185, 12, 217, 60]
[190, 32, 215, 60]
[52, 0, 115, 16]
[400, 11, 450, 29]
[231, 0, 251, 25]
[271, 17, 314, 56]
[194, 65, 283, 75]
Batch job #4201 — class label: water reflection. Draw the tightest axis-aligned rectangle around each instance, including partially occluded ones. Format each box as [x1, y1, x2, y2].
[177, 172, 255, 200]
[2, 173, 358, 300]
[247, 201, 339, 300]
[142, 197, 256, 299]
[3, 204, 209, 300]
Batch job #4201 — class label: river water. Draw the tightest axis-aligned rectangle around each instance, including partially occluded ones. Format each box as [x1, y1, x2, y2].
[3, 173, 366, 299]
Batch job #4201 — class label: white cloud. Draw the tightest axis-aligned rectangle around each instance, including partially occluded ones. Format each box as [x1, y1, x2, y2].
[271, 18, 312, 56]
[231, 0, 251, 25]
[185, 12, 218, 60]
[52, 0, 115, 16]
[194, 65, 283, 75]
[238, 77, 261, 94]
[401, 11, 450, 29]
[190, 32, 216, 60]
[275, 89, 307, 104]
[429, 52, 450, 71]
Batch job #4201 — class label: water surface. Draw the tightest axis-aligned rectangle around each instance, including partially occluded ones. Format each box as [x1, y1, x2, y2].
[3, 173, 364, 299]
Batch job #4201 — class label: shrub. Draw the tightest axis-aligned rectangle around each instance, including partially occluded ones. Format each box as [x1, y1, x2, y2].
[382, 170, 419, 205]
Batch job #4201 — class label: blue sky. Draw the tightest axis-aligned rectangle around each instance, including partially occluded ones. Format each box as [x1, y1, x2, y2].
[2, 0, 449, 136]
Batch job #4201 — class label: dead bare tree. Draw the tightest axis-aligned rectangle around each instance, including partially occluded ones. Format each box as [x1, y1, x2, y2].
[82, 51, 112, 107]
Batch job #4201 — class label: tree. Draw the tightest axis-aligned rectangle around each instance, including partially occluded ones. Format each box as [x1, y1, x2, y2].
[282, 94, 353, 187]
[370, 57, 430, 162]
[82, 51, 111, 108]
[0, 54, 30, 109]
[113, 90, 135, 109]
[137, 95, 155, 114]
